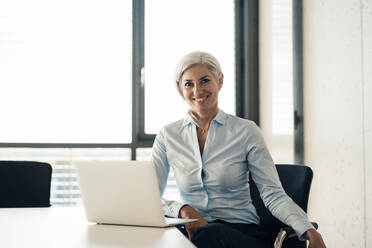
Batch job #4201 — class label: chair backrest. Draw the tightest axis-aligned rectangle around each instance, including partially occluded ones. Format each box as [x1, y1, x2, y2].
[0, 161, 52, 207]
[249, 164, 313, 248]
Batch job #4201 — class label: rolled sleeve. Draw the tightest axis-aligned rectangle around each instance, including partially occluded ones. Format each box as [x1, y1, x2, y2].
[291, 219, 315, 241]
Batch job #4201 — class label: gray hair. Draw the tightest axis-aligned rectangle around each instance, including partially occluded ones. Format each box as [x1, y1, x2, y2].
[175, 51, 223, 96]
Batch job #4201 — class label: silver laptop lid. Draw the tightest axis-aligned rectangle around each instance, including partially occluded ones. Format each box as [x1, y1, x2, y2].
[74, 161, 167, 227]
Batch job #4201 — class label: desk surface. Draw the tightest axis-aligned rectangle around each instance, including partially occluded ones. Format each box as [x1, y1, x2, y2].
[0, 207, 195, 248]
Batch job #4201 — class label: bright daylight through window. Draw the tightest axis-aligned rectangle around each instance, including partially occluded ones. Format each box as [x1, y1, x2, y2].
[0, 0, 133, 205]
[144, 0, 236, 134]
[272, 0, 294, 136]
[0, 0, 236, 205]
[0, 0, 132, 144]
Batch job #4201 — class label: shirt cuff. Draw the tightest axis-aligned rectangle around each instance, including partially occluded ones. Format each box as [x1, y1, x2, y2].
[165, 200, 186, 218]
[291, 220, 316, 241]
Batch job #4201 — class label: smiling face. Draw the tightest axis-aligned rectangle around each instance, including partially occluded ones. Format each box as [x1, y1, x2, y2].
[180, 64, 223, 116]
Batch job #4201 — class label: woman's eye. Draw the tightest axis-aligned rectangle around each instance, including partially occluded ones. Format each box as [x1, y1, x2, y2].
[184, 82, 193, 87]
[201, 78, 210, 84]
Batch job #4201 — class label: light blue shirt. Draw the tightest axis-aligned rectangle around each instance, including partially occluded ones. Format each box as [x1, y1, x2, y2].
[151, 109, 314, 239]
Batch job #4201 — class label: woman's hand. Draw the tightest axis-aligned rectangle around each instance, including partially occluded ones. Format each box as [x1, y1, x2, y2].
[179, 205, 208, 239]
[306, 229, 326, 248]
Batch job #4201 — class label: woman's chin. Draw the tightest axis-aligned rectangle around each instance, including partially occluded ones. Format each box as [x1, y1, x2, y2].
[190, 106, 217, 115]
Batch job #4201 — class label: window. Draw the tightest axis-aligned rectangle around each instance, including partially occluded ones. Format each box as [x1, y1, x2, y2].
[144, 0, 236, 134]
[272, 0, 294, 135]
[0, 0, 132, 144]
[0, 0, 237, 205]
[259, 0, 295, 163]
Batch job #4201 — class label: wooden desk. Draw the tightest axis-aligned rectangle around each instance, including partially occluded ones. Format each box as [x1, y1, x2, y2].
[0, 207, 195, 248]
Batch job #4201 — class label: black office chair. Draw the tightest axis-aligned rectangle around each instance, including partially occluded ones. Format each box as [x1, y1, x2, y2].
[249, 164, 318, 248]
[0, 161, 52, 207]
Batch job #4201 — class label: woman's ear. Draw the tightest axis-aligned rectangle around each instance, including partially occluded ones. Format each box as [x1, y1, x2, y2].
[218, 73, 224, 91]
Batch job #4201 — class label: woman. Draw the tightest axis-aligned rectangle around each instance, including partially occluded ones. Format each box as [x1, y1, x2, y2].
[152, 51, 326, 248]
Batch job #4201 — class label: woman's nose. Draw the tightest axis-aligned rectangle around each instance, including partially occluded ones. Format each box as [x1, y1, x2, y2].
[193, 84, 202, 96]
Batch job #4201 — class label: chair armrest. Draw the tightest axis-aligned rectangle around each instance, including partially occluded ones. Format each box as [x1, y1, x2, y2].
[274, 222, 318, 248]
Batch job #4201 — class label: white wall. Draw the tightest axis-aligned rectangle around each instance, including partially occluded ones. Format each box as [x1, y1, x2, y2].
[362, 0, 372, 245]
[303, 0, 372, 247]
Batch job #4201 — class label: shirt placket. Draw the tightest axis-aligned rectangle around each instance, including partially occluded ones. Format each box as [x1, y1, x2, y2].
[192, 123, 209, 210]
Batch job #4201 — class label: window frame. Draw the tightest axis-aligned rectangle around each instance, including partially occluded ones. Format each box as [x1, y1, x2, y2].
[235, 0, 259, 124]
[292, 0, 304, 164]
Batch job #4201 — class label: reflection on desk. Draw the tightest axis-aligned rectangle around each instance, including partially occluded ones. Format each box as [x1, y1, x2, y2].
[0, 207, 195, 248]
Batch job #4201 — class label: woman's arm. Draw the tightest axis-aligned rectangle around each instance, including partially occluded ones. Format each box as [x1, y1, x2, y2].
[246, 123, 325, 244]
[152, 128, 184, 217]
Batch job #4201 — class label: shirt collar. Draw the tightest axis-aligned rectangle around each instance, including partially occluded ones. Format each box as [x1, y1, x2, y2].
[214, 108, 227, 125]
[182, 112, 193, 128]
[181, 108, 227, 129]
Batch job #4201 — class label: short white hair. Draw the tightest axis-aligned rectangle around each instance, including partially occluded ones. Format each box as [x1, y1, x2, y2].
[175, 51, 223, 96]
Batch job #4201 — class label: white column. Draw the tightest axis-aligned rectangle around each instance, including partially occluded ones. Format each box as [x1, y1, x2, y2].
[303, 0, 368, 247]
[362, 0, 372, 246]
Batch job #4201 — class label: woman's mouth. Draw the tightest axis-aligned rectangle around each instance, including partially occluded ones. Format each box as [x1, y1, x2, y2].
[192, 95, 209, 103]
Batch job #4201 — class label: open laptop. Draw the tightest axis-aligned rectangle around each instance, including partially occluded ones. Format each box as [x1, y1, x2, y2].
[74, 160, 197, 227]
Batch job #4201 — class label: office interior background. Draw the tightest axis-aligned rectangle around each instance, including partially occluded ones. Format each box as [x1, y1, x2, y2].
[0, 0, 371, 247]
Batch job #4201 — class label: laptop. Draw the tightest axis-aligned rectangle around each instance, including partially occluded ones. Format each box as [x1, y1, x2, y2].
[74, 160, 197, 227]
